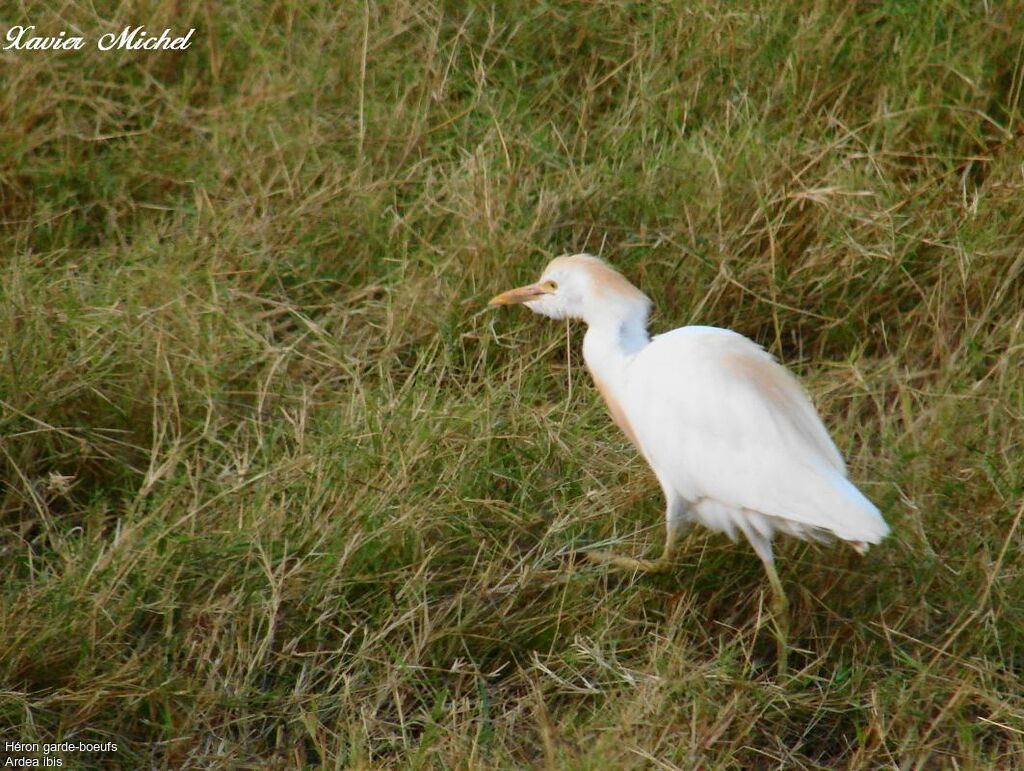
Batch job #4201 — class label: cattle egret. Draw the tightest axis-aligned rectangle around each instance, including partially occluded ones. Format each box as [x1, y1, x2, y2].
[489, 254, 889, 673]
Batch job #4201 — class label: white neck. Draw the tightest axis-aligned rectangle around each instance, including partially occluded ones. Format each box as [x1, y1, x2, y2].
[581, 316, 650, 386]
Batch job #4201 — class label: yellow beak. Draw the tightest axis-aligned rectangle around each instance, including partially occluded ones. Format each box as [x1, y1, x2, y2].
[488, 283, 550, 306]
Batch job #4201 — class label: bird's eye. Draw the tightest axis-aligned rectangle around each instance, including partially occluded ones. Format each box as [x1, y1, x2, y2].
[542, 280, 558, 291]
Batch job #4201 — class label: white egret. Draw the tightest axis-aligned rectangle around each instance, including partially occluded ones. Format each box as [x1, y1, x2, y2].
[489, 254, 889, 673]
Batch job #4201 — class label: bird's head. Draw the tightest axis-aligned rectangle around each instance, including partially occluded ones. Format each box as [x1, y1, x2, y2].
[488, 253, 651, 327]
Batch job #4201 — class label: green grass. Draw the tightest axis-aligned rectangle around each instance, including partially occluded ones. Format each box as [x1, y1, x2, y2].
[2, 0, 1024, 767]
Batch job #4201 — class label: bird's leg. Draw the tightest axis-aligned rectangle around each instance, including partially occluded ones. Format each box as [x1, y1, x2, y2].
[760, 557, 790, 677]
[584, 517, 683, 573]
[741, 528, 790, 676]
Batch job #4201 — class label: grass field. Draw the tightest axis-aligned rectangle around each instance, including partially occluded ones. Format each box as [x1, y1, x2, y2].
[2, 1, 1024, 767]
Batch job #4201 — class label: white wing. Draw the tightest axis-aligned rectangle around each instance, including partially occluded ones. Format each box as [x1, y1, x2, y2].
[622, 326, 889, 545]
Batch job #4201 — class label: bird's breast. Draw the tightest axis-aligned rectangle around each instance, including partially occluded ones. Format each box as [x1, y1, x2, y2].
[590, 372, 642, 450]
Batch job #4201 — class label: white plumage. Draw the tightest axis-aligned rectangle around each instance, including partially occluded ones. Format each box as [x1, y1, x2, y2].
[621, 326, 887, 551]
[490, 253, 890, 673]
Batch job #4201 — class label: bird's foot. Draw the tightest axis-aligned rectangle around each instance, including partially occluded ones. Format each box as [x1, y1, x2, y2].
[770, 592, 791, 677]
[584, 549, 674, 573]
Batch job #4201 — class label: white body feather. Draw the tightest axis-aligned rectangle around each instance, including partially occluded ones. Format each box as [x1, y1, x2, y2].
[584, 324, 889, 562]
